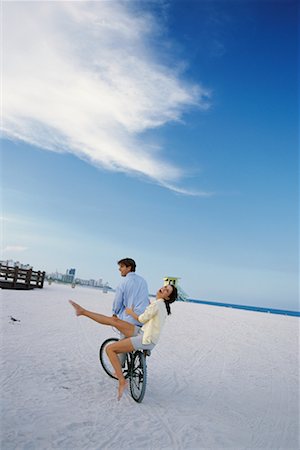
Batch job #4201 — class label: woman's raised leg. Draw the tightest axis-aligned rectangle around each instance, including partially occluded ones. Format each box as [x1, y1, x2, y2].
[69, 300, 135, 337]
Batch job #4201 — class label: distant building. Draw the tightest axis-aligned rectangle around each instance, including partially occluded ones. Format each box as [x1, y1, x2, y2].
[95, 278, 103, 287]
[45, 268, 111, 290]
[63, 268, 76, 283]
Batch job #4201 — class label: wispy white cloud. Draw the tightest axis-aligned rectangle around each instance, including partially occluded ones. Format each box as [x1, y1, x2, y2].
[160, 182, 214, 197]
[3, 1, 211, 195]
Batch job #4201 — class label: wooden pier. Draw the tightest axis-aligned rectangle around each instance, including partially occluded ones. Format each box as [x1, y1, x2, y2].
[0, 264, 45, 290]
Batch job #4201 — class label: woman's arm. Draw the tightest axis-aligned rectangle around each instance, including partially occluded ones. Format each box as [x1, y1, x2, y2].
[126, 302, 159, 324]
[137, 302, 158, 324]
[125, 307, 140, 322]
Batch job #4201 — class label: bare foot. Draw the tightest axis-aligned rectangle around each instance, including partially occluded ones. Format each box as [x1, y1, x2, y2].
[118, 380, 128, 401]
[69, 300, 85, 316]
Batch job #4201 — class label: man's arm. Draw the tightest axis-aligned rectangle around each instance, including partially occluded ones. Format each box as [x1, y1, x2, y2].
[112, 285, 124, 315]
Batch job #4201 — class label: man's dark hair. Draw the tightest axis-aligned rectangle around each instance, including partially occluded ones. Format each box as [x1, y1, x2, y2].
[117, 258, 136, 272]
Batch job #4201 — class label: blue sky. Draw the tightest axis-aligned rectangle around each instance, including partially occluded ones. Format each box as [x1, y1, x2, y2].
[1, 1, 298, 310]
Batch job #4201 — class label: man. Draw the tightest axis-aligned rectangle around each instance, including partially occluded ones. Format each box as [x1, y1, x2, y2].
[112, 258, 149, 327]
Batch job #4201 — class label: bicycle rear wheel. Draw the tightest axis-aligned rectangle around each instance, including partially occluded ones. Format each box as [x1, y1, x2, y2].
[99, 338, 119, 379]
[129, 351, 147, 403]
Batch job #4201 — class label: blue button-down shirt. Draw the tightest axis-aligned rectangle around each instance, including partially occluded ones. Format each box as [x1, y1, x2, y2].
[112, 272, 149, 326]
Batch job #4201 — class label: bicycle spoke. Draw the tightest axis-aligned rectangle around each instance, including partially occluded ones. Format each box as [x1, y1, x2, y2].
[99, 338, 129, 380]
[129, 351, 147, 403]
[100, 342, 148, 403]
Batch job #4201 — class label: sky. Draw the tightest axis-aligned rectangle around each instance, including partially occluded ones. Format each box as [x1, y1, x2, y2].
[1, 0, 298, 310]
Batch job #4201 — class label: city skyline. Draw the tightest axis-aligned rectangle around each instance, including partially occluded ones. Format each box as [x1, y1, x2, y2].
[0, 259, 110, 288]
[2, 1, 298, 310]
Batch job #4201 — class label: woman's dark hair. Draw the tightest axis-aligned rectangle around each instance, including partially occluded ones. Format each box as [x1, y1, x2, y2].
[117, 258, 136, 272]
[164, 284, 178, 316]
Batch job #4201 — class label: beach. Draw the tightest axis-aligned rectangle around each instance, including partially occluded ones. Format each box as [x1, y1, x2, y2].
[1, 284, 299, 449]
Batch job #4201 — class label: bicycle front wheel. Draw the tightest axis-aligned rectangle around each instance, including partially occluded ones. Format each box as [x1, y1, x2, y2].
[99, 338, 119, 379]
[129, 351, 147, 403]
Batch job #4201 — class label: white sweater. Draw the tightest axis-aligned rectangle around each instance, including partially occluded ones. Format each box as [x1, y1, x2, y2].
[138, 299, 167, 345]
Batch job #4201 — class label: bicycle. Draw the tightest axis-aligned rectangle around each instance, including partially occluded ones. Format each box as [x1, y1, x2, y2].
[99, 337, 150, 403]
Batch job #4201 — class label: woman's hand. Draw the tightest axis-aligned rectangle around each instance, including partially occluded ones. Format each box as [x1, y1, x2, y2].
[125, 307, 134, 316]
[125, 307, 139, 321]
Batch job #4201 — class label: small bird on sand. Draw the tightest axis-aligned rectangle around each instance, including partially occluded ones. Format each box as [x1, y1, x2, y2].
[10, 316, 20, 322]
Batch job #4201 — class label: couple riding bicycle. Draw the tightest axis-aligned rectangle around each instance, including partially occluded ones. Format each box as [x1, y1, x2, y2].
[69, 258, 178, 401]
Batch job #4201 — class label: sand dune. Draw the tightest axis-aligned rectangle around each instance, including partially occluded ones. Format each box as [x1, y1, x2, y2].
[1, 284, 299, 449]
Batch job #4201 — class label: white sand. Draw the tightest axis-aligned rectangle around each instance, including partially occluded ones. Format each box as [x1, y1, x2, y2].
[1, 284, 299, 449]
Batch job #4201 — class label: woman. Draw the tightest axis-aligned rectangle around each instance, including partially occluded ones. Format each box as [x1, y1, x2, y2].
[69, 283, 177, 400]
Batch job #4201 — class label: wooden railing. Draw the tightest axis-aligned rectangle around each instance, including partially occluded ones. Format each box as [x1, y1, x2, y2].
[0, 264, 45, 290]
